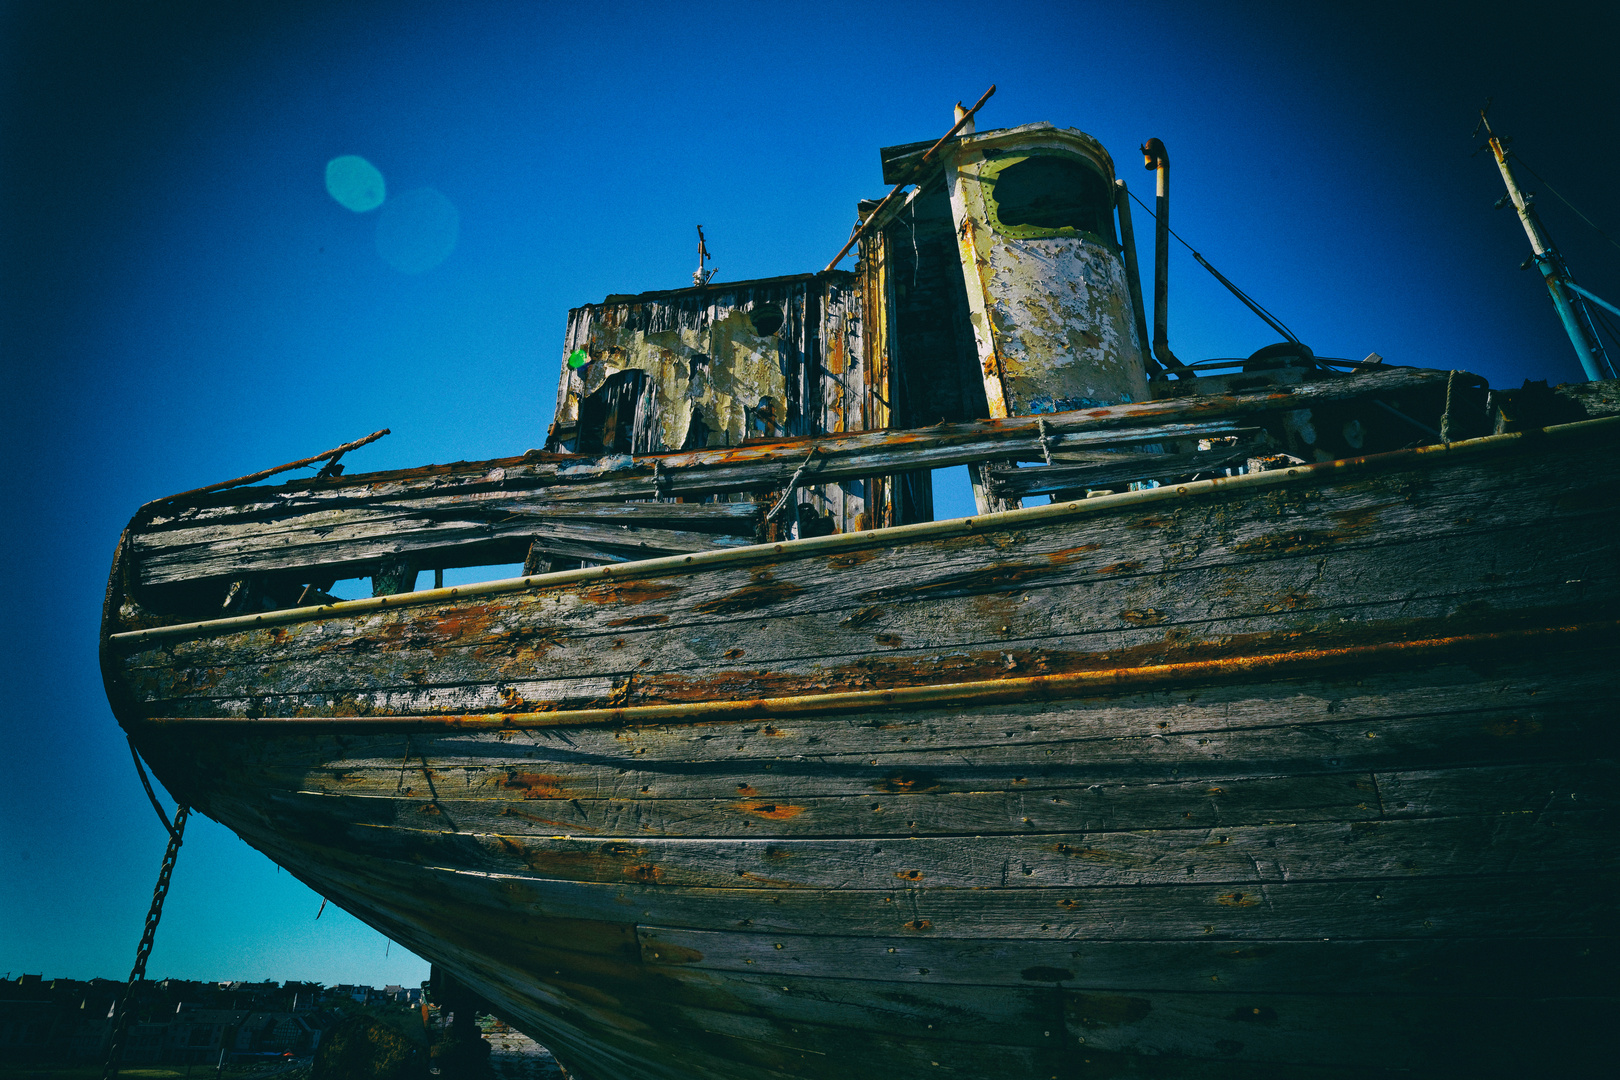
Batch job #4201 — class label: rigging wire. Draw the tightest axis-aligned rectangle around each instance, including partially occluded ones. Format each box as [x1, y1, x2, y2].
[1125, 189, 1301, 344]
[128, 738, 180, 841]
[1511, 154, 1620, 256]
[1589, 303, 1620, 354]
[1489, 137, 1619, 377]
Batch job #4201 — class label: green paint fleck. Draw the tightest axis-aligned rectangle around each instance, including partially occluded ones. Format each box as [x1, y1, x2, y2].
[567, 348, 588, 369]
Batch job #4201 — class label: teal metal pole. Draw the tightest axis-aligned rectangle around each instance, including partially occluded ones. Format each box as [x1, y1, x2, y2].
[1530, 253, 1614, 381]
[1483, 122, 1614, 381]
[1563, 279, 1620, 321]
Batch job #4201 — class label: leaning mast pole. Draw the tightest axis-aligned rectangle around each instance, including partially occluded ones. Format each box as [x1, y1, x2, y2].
[1477, 105, 1615, 382]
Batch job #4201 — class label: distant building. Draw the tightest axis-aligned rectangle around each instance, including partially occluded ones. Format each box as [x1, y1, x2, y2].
[0, 974, 403, 1064]
[165, 1008, 248, 1064]
[0, 993, 54, 1060]
[232, 1011, 321, 1055]
[121, 1021, 168, 1064]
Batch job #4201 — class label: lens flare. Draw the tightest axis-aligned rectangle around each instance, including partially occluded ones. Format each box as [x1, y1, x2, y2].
[375, 187, 459, 274]
[324, 155, 386, 213]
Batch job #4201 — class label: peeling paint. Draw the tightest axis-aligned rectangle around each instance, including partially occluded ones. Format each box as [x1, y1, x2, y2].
[945, 125, 1149, 419]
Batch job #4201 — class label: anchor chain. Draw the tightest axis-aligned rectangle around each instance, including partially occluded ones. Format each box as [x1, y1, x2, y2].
[102, 803, 190, 1080]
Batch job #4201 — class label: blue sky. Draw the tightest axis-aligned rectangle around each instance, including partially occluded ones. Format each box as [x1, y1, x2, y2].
[3, 0, 1615, 987]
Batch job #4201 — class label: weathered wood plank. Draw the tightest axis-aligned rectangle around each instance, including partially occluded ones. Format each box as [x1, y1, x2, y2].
[577, 1001, 1053, 1079]
[141, 494, 764, 543]
[159, 418, 1259, 525]
[133, 473, 1617, 652]
[230, 798, 1617, 890]
[122, 529, 1614, 712]
[173, 687, 1618, 801]
[127, 603, 1616, 724]
[134, 499, 762, 586]
[140, 368, 1456, 527]
[126, 440, 1620, 683]
[153, 654, 1606, 767]
[570, 964, 1610, 1076]
[987, 444, 1256, 498]
[125, 561, 1606, 708]
[1051, 986, 1610, 1073]
[478, 942, 1613, 1067]
[200, 661, 1608, 781]
[606, 978, 1611, 1074]
[623, 963, 1062, 1047]
[150, 660, 1614, 808]
[217, 830, 1616, 1077]
[635, 925, 1618, 995]
[258, 772, 1390, 839]
[235, 822, 1620, 942]
[244, 760, 1617, 840]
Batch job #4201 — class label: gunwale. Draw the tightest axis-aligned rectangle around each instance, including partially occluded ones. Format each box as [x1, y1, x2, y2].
[105, 413, 1619, 650]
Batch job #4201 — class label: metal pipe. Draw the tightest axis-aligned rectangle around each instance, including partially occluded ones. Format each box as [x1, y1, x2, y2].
[1562, 279, 1620, 320]
[1141, 139, 1192, 377]
[106, 414, 1620, 646]
[134, 621, 1616, 732]
[1113, 179, 1159, 379]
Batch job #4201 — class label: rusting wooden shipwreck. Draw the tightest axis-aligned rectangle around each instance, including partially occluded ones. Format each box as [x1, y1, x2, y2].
[103, 116, 1618, 1078]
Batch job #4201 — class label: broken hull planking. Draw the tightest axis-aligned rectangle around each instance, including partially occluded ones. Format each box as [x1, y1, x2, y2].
[104, 419, 1620, 1079]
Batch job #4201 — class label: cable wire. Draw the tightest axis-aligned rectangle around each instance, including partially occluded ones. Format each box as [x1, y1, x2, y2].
[128, 738, 179, 841]
[1125, 189, 1301, 343]
[1590, 302, 1620, 355]
[1512, 153, 1620, 255]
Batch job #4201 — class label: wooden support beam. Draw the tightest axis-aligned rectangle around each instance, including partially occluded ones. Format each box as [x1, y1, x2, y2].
[987, 444, 1258, 499]
[127, 368, 1457, 591]
[134, 500, 765, 588]
[149, 368, 1459, 521]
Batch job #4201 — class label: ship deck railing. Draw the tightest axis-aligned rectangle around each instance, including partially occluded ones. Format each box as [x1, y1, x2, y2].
[114, 366, 1487, 631]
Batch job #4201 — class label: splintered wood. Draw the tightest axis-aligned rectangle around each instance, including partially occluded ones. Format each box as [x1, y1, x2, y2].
[103, 381, 1620, 1080]
[122, 367, 1457, 605]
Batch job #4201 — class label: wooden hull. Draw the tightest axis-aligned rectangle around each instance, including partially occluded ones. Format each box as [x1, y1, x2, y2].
[105, 420, 1620, 1078]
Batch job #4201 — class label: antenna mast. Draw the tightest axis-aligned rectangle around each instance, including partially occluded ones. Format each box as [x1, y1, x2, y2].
[1476, 103, 1615, 381]
[694, 225, 714, 287]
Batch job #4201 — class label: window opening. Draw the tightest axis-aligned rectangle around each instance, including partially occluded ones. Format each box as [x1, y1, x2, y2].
[577, 369, 650, 454]
[748, 303, 785, 337]
[990, 155, 1115, 243]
